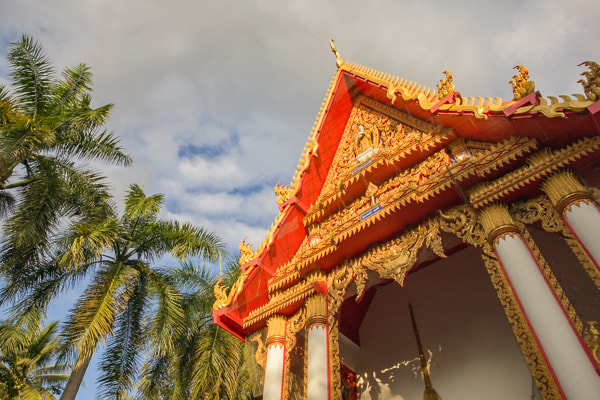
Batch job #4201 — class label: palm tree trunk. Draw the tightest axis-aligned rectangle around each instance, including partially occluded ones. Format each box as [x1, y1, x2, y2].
[60, 353, 92, 400]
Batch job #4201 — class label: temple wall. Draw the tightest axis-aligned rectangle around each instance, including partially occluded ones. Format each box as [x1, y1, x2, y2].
[355, 245, 537, 400]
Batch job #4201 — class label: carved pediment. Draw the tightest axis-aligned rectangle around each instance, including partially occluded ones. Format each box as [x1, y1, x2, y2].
[304, 96, 454, 226]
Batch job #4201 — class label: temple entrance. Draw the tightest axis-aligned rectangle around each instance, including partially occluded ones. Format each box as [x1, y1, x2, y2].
[339, 245, 539, 400]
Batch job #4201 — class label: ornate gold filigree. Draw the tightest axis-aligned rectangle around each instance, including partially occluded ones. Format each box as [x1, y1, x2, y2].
[357, 220, 446, 286]
[540, 170, 593, 214]
[479, 203, 521, 244]
[509, 65, 535, 101]
[327, 264, 354, 400]
[282, 307, 307, 400]
[239, 238, 255, 265]
[438, 204, 561, 399]
[274, 182, 295, 205]
[438, 205, 486, 247]
[468, 136, 600, 208]
[577, 61, 600, 102]
[519, 226, 585, 337]
[244, 279, 314, 328]
[270, 136, 539, 294]
[512, 196, 600, 291]
[248, 331, 267, 386]
[479, 246, 562, 400]
[584, 321, 600, 364]
[304, 98, 454, 225]
[436, 70, 455, 100]
[212, 263, 258, 311]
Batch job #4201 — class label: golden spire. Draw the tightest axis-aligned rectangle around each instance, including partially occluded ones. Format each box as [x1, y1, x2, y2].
[329, 39, 345, 69]
[409, 304, 441, 400]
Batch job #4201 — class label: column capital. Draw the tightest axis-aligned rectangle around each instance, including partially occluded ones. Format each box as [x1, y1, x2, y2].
[266, 315, 287, 348]
[306, 294, 328, 328]
[540, 171, 592, 214]
[479, 203, 520, 244]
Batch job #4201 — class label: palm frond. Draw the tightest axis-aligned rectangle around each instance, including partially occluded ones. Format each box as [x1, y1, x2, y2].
[52, 63, 92, 110]
[54, 127, 132, 166]
[144, 272, 185, 357]
[60, 263, 139, 365]
[97, 272, 148, 400]
[124, 184, 163, 222]
[8, 34, 54, 119]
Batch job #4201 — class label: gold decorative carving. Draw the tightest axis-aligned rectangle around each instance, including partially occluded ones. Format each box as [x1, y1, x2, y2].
[436, 70, 455, 100]
[439, 204, 561, 399]
[248, 331, 267, 386]
[212, 262, 258, 311]
[275, 182, 295, 205]
[244, 279, 314, 328]
[306, 294, 328, 328]
[305, 98, 454, 225]
[266, 315, 287, 348]
[353, 263, 369, 302]
[577, 61, 600, 102]
[270, 136, 539, 294]
[512, 196, 600, 291]
[468, 137, 600, 208]
[540, 170, 593, 214]
[584, 321, 600, 364]
[239, 238, 256, 265]
[327, 264, 354, 400]
[282, 307, 307, 400]
[479, 246, 562, 400]
[509, 65, 535, 100]
[479, 203, 521, 244]
[439, 206, 486, 248]
[330, 39, 344, 69]
[357, 220, 446, 286]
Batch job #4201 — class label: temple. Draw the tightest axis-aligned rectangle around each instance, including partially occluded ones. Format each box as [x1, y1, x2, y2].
[213, 43, 600, 400]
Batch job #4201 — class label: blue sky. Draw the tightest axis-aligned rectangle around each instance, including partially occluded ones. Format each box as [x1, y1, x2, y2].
[1, 0, 600, 398]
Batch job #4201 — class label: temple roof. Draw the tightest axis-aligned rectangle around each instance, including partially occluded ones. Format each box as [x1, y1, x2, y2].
[213, 46, 600, 339]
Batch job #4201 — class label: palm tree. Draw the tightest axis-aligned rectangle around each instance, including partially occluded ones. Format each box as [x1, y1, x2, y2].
[0, 34, 131, 282]
[53, 183, 224, 400]
[0, 320, 70, 399]
[135, 259, 252, 399]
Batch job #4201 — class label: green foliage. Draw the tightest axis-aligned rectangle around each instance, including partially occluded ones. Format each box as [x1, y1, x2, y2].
[0, 320, 70, 399]
[0, 34, 131, 276]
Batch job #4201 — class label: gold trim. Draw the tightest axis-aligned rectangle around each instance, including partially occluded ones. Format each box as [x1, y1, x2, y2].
[480, 246, 562, 400]
[541, 171, 594, 214]
[468, 137, 600, 209]
[306, 294, 328, 328]
[438, 205, 562, 399]
[479, 204, 521, 244]
[282, 307, 307, 400]
[513, 196, 600, 291]
[270, 136, 538, 294]
[266, 315, 287, 348]
[327, 264, 354, 400]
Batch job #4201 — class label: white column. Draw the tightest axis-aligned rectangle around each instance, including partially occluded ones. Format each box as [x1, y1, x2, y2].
[305, 294, 329, 400]
[541, 171, 600, 268]
[263, 315, 286, 400]
[480, 204, 600, 400]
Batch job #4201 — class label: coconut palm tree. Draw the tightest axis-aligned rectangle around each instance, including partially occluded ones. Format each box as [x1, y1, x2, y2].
[54, 183, 224, 400]
[0, 34, 131, 281]
[135, 259, 252, 399]
[0, 320, 70, 399]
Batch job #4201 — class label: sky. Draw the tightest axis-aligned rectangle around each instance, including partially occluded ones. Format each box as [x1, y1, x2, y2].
[1, 0, 599, 398]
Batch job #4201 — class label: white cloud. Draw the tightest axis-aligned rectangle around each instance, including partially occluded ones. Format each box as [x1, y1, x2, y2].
[2, 1, 600, 396]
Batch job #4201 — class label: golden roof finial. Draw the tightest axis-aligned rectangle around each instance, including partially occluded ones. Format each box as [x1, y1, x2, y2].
[436, 70, 455, 100]
[578, 61, 600, 102]
[330, 38, 345, 69]
[509, 65, 535, 100]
